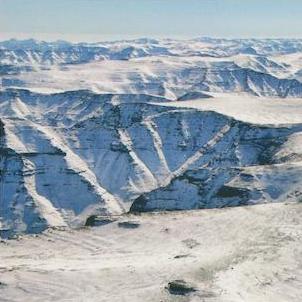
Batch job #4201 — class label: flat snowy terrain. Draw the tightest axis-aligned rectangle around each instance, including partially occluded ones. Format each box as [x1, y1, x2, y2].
[0, 203, 301, 302]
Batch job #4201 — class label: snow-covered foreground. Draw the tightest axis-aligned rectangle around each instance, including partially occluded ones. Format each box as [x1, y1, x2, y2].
[0, 202, 301, 302]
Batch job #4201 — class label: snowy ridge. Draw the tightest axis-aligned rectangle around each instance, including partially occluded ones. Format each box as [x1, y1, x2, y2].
[1, 88, 302, 236]
[21, 158, 67, 228]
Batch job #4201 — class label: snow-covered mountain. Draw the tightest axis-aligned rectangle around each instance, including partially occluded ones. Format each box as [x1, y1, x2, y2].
[1, 38, 302, 237]
[1, 38, 302, 98]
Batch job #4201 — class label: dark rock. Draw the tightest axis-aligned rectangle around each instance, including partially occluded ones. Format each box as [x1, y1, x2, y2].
[0, 281, 7, 288]
[118, 221, 140, 229]
[174, 254, 189, 259]
[85, 215, 115, 227]
[166, 280, 197, 296]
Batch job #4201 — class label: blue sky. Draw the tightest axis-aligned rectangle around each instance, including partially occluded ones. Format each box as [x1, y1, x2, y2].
[1, 0, 302, 41]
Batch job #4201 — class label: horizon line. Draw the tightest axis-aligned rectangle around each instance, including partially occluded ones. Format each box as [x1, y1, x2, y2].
[1, 33, 302, 44]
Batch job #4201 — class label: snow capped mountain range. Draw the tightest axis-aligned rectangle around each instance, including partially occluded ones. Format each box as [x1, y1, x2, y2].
[1, 37, 302, 237]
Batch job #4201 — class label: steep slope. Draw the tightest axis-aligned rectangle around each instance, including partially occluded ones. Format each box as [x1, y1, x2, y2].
[1, 89, 302, 236]
[131, 121, 302, 211]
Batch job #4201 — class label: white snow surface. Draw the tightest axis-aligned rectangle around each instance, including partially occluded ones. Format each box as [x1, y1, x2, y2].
[0, 203, 301, 302]
[158, 94, 302, 125]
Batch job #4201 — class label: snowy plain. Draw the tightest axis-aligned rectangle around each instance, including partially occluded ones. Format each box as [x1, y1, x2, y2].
[0, 203, 301, 302]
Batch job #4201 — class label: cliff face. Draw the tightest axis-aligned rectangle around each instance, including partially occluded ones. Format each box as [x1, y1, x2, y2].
[0, 118, 47, 237]
[1, 89, 302, 237]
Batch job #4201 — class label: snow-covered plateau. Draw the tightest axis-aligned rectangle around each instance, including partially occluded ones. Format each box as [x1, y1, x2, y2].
[1, 37, 302, 301]
[1, 203, 302, 302]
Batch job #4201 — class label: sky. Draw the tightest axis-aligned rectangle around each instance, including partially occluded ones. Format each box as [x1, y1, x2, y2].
[1, 0, 302, 42]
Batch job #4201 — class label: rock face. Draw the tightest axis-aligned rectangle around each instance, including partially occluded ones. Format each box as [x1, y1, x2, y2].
[1, 88, 302, 237]
[130, 121, 302, 212]
[1, 38, 302, 236]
